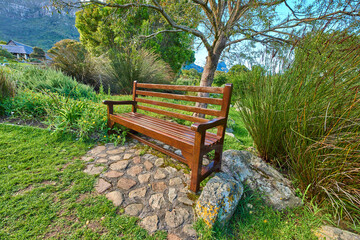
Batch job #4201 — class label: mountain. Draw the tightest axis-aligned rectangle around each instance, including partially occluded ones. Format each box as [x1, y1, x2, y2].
[0, 0, 79, 50]
[183, 62, 228, 73]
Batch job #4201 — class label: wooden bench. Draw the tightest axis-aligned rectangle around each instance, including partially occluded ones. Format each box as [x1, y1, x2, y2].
[103, 81, 233, 192]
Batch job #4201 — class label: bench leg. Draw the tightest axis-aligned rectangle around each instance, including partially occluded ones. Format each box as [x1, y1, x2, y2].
[190, 131, 205, 193]
[107, 120, 115, 135]
[214, 148, 223, 171]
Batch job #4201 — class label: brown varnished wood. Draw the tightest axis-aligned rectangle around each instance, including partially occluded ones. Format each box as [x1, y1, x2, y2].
[137, 83, 224, 94]
[136, 97, 222, 117]
[136, 90, 223, 105]
[103, 81, 233, 193]
[137, 105, 208, 123]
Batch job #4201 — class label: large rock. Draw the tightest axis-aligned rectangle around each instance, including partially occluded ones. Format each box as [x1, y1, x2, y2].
[222, 150, 301, 210]
[314, 225, 360, 240]
[195, 172, 243, 227]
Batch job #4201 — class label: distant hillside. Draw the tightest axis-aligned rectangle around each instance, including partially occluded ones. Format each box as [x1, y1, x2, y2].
[183, 62, 229, 73]
[0, 0, 79, 50]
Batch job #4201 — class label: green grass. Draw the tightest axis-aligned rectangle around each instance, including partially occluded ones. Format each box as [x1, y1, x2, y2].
[0, 124, 166, 239]
[195, 187, 329, 240]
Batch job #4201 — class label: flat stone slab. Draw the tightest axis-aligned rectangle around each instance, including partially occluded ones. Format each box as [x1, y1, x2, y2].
[83, 140, 196, 239]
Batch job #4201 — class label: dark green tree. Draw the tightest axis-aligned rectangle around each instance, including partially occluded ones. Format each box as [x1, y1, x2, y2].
[30, 47, 46, 60]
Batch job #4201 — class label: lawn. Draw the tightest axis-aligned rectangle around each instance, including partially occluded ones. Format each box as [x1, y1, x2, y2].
[0, 124, 166, 239]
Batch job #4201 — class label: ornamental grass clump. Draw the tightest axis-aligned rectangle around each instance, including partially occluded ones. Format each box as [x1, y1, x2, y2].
[237, 30, 360, 224]
[0, 69, 15, 101]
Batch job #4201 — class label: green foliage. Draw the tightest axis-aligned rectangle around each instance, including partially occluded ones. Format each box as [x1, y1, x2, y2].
[75, 4, 197, 73]
[6, 65, 97, 100]
[0, 47, 14, 60]
[30, 46, 45, 59]
[0, 69, 15, 103]
[106, 47, 173, 94]
[175, 69, 201, 86]
[237, 31, 360, 224]
[0, 124, 165, 239]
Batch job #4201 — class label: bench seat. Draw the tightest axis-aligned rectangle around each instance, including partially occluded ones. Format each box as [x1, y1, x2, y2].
[112, 112, 221, 151]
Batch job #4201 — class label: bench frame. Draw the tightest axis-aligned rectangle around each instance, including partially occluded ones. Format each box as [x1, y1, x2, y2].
[103, 81, 233, 193]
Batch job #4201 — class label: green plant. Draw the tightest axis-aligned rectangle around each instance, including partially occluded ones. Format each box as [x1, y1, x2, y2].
[0, 69, 15, 101]
[237, 30, 360, 224]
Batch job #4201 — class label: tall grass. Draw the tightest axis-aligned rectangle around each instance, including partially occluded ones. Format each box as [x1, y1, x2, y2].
[237, 31, 360, 224]
[0, 69, 15, 102]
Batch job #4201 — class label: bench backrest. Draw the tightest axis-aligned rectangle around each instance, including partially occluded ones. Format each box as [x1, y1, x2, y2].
[132, 81, 233, 124]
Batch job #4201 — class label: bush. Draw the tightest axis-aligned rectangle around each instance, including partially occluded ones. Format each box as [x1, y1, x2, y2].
[106, 47, 173, 94]
[0, 48, 14, 60]
[237, 31, 360, 223]
[0, 69, 16, 102]
[7, 65, 97, 101]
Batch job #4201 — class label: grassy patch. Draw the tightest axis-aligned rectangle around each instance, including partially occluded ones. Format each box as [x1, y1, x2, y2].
[195, 187, 328, 240]
[0, 124, 166, 239]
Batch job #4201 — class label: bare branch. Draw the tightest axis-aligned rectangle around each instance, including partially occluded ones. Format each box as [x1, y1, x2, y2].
[138, 29, 183, 39]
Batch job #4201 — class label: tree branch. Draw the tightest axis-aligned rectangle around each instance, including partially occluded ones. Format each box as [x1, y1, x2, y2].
[138, 29, 183, 39]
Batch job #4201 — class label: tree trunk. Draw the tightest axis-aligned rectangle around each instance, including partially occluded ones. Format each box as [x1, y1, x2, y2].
[194, 36, 227, 117]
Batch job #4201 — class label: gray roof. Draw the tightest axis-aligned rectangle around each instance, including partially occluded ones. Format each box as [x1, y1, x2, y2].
[7, 40, 33, 55]
[0, 45, 27, 54]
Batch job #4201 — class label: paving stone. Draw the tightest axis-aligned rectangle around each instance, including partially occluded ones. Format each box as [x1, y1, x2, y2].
[168, 188, 177, 202]
[183, 224, 197, 237]
[135, 150, 142, 155]
[107, 149, 124, 155]
[129, 187, 147, 198]
[117, 178, 136, 190]
[110, 160, 129, 171]
[138, 173, 151, 184]
[90, 145, 106, 155]
[97, 153, 107, 158]
[142, 154, 157, 162]
[96, 158, 108, 163]
[165, 208, 189, 228]
[81, 156, 93, 162]
[155, 158, 164, 167]
[167, 234, 182, 240]
[128, 149, 136, 153]
[104, 170, 124, 178]
[123, 153, 133, 160]
[152, 182, 167, 192]
[154, 169, 166, 180]
[84, 164, 104, 175]
[133, 156, 141, 164]
[144, 160, 154, 171]
[106, 191, 123, 206]
[149, 193, 166, 210]
[178, 196, 193, 206]
[140, 215, 159, 233]
[95, 179, 111, 193]
[169, 177, 183, 186]
[109, 155, 122, 161]
[165, 166, 178, 174]
[125, 204, 143, 216]
[127, 165, 143, 176]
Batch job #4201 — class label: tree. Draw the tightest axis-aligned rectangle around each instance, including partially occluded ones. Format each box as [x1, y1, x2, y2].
[30, 47, 46, 60]
[52, 0, 360, 110]
[75, 4, 197, 73]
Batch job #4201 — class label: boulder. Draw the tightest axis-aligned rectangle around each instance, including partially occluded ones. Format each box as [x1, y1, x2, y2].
[222, 150, 301, 210]
[195, 172, 243, 227]
[314, 225, 360, 240]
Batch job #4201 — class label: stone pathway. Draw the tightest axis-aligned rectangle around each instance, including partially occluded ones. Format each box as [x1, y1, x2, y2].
[82, 139, 199, 239]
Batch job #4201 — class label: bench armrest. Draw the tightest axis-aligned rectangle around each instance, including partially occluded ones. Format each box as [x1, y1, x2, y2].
[191, 117, 227, 132]
[102, 100, 136, 106]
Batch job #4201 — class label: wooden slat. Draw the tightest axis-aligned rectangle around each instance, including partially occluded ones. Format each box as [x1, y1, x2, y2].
[137, 105, 208, 123]
[120, 113, 219, 145]
[128, 132, 189, 165]
[136, 97, 222, 117]
[137, 83, 224, 94]
[136, 90, 223, 105]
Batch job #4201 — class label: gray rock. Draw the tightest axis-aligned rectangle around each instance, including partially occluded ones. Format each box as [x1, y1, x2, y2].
[117, 178, 136, 190]
[149, 193, 166, 210]
[178, 196, 193, 206]
[174, 150, 182, 156]
[154, 169, 167, 180]
[107, 149, 123, 155]
[127, 165, 143, 176]
[84, 164, 104, 175]
[125, 204, 143, 216]
[89, 145, 106, 155]
[138, 173, 151, 184]
[123, 153, 133, 160]
[106, 191, 123, 206]
[144, 160, 154, 171]
[315, 225, 360, 240]
[155, 158, 165, 167]
[165, 166, 178, 174]
[195, 172, 243, 227]
[140, 215, 159, 233]
[103, 170, 124, 178]
[183, 224, 197, 237]
[222, 150, 302, 210]
[129, 187, 147, 198]
[168, 188, 177, 202]
[110, 160, 129, 170]
[165, 208, 190, 228]
[169, 177, 182, 186]
[109, 155, 122, 161]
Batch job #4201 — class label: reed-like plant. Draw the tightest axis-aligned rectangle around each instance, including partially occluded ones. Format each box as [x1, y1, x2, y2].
[237, 30, 360, 224]
[0, 69, 15, 102]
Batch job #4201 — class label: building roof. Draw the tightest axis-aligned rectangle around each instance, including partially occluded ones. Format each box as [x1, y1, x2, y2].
[0, 45, 27, 54]
[6, 40, 34, 55]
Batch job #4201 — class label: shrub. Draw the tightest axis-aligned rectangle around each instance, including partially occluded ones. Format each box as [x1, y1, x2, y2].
[0, 48, 14, 60]
[30, 47, 46, 60]
[237, 31, 360, 223]
[0, 69, 16, 102]
[106, 47, 173, 94]
[8, 65, 97, 100]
